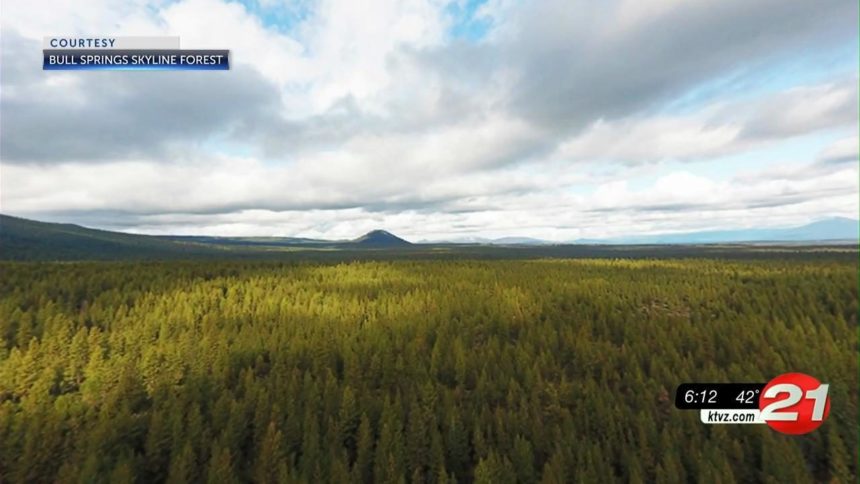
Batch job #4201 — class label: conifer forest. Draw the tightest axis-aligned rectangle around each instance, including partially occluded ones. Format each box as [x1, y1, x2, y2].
[0, 256, 857, 483]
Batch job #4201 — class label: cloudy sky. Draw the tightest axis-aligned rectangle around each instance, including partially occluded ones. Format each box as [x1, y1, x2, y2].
[1, 0, 857, 240]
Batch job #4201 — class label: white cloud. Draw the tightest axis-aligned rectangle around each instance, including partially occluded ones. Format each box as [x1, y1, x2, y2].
[3, 146, 856, 240]
[1, 0, 857, 238]
[557, 116, 743, 163]
[160, 0, 305, 85]
[816, 135, 858, 165]
[554, 79, 858, 164]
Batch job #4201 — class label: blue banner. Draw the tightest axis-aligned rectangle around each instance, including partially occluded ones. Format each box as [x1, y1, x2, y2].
[43, 49, 230, 70]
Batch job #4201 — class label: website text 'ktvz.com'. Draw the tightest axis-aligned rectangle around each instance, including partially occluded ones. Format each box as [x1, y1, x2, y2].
[701, 409, 763, 424]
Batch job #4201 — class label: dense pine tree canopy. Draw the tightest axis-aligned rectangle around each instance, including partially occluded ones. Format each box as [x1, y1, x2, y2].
[0, 257, 857, 482]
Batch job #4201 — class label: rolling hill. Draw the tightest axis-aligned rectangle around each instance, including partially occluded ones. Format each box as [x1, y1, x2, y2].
[0, 214, 218, 260]
[0, 215, 416, 260]
[160, 235, 330, 247]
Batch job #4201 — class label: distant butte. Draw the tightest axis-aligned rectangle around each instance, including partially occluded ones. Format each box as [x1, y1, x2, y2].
[352, 230, 412, 246]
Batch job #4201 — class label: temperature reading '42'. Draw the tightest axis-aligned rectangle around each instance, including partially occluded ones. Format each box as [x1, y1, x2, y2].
[735, 389, 759, 405]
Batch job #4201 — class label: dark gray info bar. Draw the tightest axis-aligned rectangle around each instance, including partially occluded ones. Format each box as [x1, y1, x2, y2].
[43, 49, 230, 70]
[675, 383, 767, 409]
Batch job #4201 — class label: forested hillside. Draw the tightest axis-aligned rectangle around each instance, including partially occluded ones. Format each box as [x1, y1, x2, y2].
[0, 258, 856, 482]
[0, 214, 218, 260]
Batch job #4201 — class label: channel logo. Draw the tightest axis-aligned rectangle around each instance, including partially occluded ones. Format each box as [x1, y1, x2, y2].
[675, 372, 831, 435]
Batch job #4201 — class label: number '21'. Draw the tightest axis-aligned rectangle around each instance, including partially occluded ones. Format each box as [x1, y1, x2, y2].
[760, 383, 829, 421]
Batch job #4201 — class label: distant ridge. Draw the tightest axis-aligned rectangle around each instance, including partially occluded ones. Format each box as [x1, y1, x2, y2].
[353, 230, 412, 246]
[574, 217, 860, 244]
[417, 218, 859, 245]
[2, 213, 856, 261]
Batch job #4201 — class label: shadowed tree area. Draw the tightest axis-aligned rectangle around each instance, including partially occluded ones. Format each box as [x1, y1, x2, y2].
[0, 258, 856, 482]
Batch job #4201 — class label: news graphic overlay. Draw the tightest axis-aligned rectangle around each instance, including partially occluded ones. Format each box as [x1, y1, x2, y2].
[675, 373, 831, 435]
[758, 373, 831, 435]
[43, 36, 229, 71]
